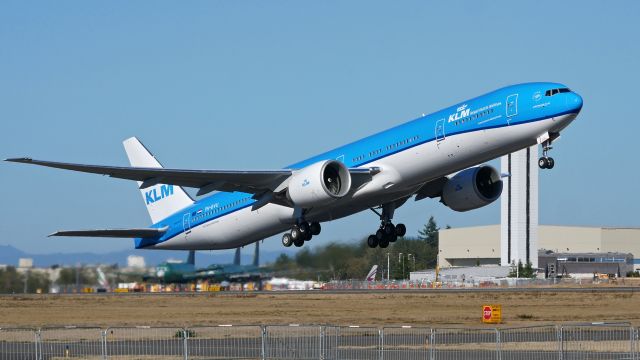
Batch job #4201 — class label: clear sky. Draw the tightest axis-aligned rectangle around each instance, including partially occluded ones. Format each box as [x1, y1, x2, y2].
[1, 1, 639, 256]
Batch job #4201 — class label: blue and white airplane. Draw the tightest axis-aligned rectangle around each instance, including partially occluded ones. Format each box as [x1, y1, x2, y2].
[6, 82, 582, 250]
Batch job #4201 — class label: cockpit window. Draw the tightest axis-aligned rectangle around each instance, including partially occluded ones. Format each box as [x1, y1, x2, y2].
[545, 88, 571, 96]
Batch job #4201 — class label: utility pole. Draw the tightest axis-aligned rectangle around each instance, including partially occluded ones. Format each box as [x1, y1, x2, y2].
[386, 253, 390, 281]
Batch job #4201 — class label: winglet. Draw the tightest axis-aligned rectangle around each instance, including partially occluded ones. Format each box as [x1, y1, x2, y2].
[4, 157, 33, 163]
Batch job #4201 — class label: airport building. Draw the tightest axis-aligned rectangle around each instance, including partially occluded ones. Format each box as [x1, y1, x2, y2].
[438, 225, 640, 274]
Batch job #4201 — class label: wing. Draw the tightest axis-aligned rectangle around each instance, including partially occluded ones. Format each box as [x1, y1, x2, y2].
[49, 227, 168, 238]
[5, 158, 377, 203]
[6, 157, 292, 195]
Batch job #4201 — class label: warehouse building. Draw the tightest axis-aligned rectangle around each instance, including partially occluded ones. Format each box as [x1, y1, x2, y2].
[438, 225, 640, 275]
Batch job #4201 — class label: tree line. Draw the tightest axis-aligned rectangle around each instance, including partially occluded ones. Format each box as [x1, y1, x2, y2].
[270, 216, 447, 281]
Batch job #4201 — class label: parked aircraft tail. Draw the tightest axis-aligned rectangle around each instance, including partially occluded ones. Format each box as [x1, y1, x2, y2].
[366, 265, 378, 281]
[123, 137, 193, 224]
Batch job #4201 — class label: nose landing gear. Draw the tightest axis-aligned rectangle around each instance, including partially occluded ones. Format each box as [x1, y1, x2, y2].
[538, 138, 555, 169]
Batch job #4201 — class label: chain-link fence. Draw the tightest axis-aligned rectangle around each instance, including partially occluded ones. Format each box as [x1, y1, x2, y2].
[2, 323, 640, 359]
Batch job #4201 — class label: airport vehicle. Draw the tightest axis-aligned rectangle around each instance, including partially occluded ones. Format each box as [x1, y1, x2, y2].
[6, 83, 582, 250]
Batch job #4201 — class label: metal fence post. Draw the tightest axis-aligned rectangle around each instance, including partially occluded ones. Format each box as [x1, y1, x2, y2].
[35, 328, 41, 360]
[320, 326, 325, 360]
[261, 326, 266, 360]
[101, 330, 107, 360]
[379, 328, 383, 360]
[495, 328, 501, 360]
[183, 328, 188, 360]
[558, 325, 563, 360]
[429, 328, 435, 360]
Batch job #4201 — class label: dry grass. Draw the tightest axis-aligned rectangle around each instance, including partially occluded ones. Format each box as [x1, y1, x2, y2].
[1, 290, 640, 328]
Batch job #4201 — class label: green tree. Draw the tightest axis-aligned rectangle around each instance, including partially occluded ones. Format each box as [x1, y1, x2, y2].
[0, 267, 23, 293]
[418, 216, 439, 247]
[508, 261, 536, 278]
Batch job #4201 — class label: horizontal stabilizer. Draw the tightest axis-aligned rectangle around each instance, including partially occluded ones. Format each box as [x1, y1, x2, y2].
[49, 227, 168, 238]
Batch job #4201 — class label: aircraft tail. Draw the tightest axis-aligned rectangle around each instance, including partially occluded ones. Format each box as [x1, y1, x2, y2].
[233, 248, 241, 266]
[123, 137, 193, 224]
[366, 265, 378, 281]
[253, 242, 260, 267]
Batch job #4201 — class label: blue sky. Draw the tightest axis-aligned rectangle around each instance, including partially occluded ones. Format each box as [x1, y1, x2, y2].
[1, 1, 638, 256]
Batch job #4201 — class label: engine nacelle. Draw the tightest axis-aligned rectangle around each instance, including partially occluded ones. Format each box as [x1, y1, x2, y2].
[287, 160, 352, 208]
[441, 165, 503, 212]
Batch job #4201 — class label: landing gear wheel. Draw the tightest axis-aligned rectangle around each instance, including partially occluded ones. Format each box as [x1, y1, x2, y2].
[538, 157, 549, 169]
[385, 233, 397, 243]
[395, 223, 407, 237]
[304, 231, 313, 241]
[379, 237, 390, 248]
[298, 222, 310, 237]
[546, 157, 555, 169]
[384, 223, 396, 236]
[293, 237, 304, 247]
[376, 229, 385, 241]
[282, 233, 293, 247]
[309, 222, 321, 236]
[291, 226, 302, 242]
[367, 235, 379, 248]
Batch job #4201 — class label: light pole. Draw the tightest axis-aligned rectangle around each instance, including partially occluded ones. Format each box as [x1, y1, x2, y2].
[386, 253, 390, 281]
[398, 253, 403, 281]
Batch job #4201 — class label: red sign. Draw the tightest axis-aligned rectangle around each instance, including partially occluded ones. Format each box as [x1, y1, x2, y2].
[483, 306, 492, 320]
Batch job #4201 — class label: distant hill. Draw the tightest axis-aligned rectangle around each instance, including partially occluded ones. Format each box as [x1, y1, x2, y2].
[0, 244, 294, 268]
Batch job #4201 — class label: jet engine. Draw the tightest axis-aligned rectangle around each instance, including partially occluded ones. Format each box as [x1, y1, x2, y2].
[441, 165, 503, 212]
[287, 160, 352, 208]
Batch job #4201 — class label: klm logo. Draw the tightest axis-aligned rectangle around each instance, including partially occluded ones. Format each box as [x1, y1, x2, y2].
[302, 179, 310, 187]
[145, 185, 174, 205]
[448, 104, 470, 123]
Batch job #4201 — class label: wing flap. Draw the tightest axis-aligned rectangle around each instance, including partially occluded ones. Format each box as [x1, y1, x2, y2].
[49, 227, 168, 238]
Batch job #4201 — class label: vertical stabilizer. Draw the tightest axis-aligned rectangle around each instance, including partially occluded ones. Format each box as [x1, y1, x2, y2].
[233, 248, 241, 265]
[187, 251, 195, 266]
[253, 242, 260, 267]
[365, 265, 378, 281]
[123, 137, 193, 224]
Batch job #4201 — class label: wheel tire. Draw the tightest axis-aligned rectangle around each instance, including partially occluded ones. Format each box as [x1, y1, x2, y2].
[384, 223, 396, 236]
[547, 157, 555, 169]
[304, 231, 313, 241]
[294, 237, 304, 247]
[367, 235, 379, 248]
[395, 223, 407, 237]
[379, 237, 389, 248]
[282, 233, 293, 247]
[310, 222, 321, 236]
[291, 227, 302, 241]
[376, 229, 385, 241]
[385, 233, 397, 243]
[299, 222, 310, 236]
[538, 157, 548, 169]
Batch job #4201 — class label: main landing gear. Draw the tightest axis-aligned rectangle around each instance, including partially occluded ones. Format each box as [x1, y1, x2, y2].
[538, 138, 555, 169]
[367, 203, 406, 249]
[282, 221, 321, 248]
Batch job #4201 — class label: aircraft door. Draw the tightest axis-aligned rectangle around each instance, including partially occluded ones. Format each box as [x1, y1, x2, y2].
[506, 94, 518, 123]
[435, 119, 446, 145]
[182, 213, 191, 239]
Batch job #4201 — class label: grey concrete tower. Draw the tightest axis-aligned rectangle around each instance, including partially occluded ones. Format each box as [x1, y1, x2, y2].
[500, 146, 539, 268]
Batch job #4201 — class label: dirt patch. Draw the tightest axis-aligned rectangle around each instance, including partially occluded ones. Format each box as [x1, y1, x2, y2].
[1, 290, 639, 328]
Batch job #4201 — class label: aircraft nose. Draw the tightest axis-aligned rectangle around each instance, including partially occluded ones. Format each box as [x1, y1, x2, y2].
[566, 92, 583, 113]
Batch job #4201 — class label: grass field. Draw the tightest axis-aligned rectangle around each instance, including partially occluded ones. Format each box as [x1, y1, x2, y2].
[2, 289, 639, 328]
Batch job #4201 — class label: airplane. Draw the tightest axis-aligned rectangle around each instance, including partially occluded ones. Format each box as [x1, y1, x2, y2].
[151, 242, 263, 283]
[6, 82, 583, 251]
